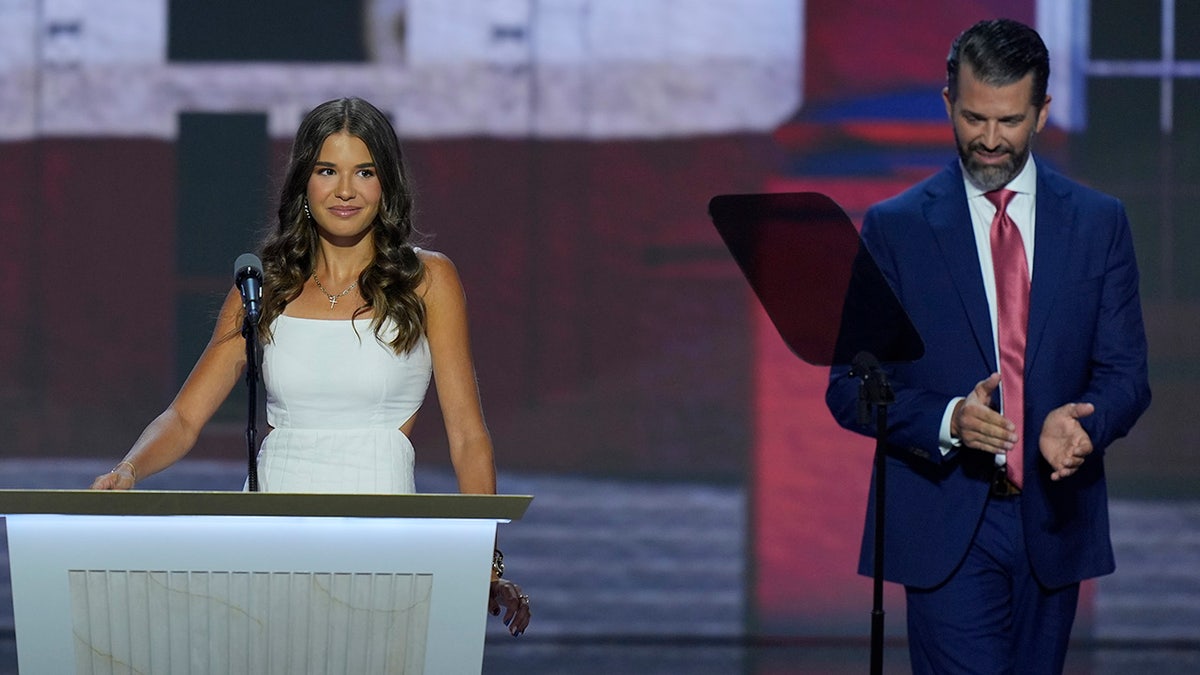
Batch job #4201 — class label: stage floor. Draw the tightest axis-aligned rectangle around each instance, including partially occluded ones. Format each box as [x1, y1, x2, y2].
[0, 632, 1196, 674]
[0, 459, 1197, 673]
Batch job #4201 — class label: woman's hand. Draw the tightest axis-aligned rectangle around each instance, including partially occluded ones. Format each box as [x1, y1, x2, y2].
[90, 462, 136, 490]
[489, 578, 531, 636]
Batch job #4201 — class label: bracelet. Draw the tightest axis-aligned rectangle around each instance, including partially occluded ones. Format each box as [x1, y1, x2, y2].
[492, 548, 505, 580]
[113, 460, 138, 482]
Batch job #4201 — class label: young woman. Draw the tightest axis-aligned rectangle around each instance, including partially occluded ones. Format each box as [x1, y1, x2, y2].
[91, 97, 530, 635]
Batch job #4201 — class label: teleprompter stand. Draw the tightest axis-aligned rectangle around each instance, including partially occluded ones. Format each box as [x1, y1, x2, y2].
[709, 192, 923, 675]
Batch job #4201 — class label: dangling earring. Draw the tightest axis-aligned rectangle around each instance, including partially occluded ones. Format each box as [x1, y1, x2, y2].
[303, 198, 312, 220]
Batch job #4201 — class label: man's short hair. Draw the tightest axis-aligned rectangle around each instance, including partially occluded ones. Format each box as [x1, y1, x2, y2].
[947, 18, 1050, 108]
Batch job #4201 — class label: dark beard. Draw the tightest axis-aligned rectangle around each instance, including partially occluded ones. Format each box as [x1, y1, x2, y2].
[957, 138, 1031, 192]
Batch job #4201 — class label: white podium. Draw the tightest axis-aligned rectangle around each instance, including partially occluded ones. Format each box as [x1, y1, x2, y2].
[0, 490, 531, 675]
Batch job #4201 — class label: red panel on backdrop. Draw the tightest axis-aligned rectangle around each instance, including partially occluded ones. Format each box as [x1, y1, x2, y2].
[403, 136, 771, 477]
[34, 140, 177, 455]
[0, 142, 39, 451]
[803, 0, 1035, 104]
[750, 177, 913, 635]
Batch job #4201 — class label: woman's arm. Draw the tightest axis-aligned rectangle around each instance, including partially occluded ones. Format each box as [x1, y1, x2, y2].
[421, 251, 531, 634]
[420, 250, 497, 495]
[91, 288, 249, 488]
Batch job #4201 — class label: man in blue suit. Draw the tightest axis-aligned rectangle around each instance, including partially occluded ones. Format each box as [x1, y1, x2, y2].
[826, 19, 1151, 673]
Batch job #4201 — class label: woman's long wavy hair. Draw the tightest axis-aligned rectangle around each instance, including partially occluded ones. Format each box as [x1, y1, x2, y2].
[257, 97, 426, 354]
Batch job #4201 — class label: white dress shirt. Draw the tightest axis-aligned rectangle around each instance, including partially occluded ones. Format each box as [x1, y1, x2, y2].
[938, 156, 1038, 462]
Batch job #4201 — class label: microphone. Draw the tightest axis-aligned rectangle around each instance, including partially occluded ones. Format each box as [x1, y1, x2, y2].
[851, 351, 881, 378]
[852, 351, 887, 426]
[233, 253, 263, 321]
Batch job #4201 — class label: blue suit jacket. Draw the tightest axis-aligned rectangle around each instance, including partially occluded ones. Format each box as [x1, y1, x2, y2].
[826, 160, 1152, 590]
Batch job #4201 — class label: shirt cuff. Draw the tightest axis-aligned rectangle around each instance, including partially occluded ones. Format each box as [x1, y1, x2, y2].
[939, 397, 966, 456]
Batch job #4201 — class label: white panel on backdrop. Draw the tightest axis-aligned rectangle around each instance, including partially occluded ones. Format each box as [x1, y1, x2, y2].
[0, 0, 38, 138]
[0, 0, 802, 140]
[1036, 0, 1088, 131]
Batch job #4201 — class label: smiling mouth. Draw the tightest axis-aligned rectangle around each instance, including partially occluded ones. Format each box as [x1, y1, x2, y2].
[970, 143, 1011, 161]
[973, 153, 1014, 169]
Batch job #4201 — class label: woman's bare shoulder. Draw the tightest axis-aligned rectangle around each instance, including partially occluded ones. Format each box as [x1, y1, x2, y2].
[415, 246, 451, 266]
[415, 248, 461, 286]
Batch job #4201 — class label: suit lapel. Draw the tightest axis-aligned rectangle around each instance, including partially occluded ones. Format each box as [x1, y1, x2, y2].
[923, 164, 997, 372]
[1025, 167, 1073, 375]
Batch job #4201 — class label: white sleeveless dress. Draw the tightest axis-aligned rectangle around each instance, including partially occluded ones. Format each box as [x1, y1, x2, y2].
[252, 315, 432, 493]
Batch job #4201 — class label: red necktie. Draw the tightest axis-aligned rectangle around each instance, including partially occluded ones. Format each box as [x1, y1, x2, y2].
[987, 189, 1029, 488]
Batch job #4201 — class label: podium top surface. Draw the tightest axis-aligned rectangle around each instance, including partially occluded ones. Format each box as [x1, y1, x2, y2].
[0, 490, 533, 520]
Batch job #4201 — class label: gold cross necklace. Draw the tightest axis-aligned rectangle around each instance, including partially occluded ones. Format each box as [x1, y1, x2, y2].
[312, 273, 358, 309]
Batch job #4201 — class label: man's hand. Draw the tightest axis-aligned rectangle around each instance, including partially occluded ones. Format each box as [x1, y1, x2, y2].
[1040, 402, 1095, 480]
[951, 373, 1017, 455]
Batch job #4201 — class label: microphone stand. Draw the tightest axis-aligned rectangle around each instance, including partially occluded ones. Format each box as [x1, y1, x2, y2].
[242, 314, 260, 492]
[854, 352, 894, 675]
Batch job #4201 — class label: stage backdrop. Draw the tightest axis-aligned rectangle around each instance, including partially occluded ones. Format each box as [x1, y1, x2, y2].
[0, 0, 1195, 641]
